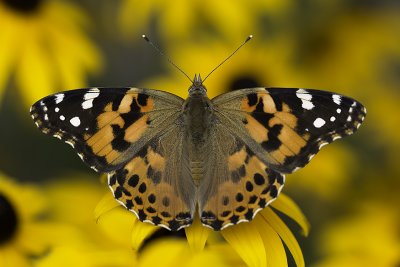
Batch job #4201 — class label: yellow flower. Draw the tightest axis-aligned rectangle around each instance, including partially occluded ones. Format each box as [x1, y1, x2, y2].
[96, 189, 309, 267]
[0, 173, 64, 266]
[136, 239, 243, 267]
[0, 0, 102, 108]
[118, 0, 260, 42]
[294, 11, 400, 147]
[35, 176, 135, 267]
[143, 36, 300, 99]
[313, 203, 400, 267]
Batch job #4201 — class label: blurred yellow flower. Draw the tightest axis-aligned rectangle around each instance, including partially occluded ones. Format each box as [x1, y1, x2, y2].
[288, 144, 359, 200]
[136, 239, 242, 267]
[35, 246, 135, 267]
[143, 36, 300, 99]
[0, 173, 60, 267]
[0, 0, 102, 108]
[295, 12, 400, 147]
[36, 176, 135, 267]
[97, 187, 309, 266]
[118, 0, 260, 43]
[313, 203, 400, 267]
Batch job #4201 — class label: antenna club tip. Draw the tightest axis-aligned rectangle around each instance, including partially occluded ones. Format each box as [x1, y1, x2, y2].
[142, 34, 149, 41]
[246, 35, 253, 42]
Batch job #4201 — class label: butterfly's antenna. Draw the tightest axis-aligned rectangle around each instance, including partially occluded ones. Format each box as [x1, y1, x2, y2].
[202, 35, 253, 83]
[142, 35, 193, 83]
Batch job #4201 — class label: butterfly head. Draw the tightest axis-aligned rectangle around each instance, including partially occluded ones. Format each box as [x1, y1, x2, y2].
[188, 74, 207, 96]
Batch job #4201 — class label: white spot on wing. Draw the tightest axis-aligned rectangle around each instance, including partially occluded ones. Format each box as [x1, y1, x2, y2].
[89, 88, 100, 93]
[296, 88, 308, 95]
[347, 115, 352, 122]
[70, 117, 81, 127]
[313, 118, 326, 128]
[55, 107, 60, 112]
[84, 91, 100, 100]
[296, 89, 314, 110]
[333, 135, 342, 141]
[82, 99, 94, 109]
[319, 142, 328, 149]
[54, 94, 64, 104]
[59, 115, 65, 121]
[336, 108, 341, 114]
[44, 114, 48, 121]
[330, 116, 336, 122]
[332, 94, 341, 105]
[65, 140, 75, 148]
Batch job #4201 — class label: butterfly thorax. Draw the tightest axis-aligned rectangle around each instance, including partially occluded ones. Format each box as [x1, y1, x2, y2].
[184, 84, 213, 147]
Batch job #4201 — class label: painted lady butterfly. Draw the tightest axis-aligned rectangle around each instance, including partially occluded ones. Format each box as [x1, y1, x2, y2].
[30, 73, 366, 231]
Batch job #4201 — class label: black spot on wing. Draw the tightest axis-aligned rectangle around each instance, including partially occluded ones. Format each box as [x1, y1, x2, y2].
[247, 93, 258, 106]
[261, 124, 283, 151]
[111, 125, 131, 152]
[137, 93, 149, 106]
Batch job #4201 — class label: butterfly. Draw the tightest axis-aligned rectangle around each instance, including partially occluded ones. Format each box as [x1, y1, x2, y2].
[30, 74, 366, 231]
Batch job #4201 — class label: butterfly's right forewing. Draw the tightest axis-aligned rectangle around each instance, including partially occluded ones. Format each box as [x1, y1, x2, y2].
[30, 87, 184, 172]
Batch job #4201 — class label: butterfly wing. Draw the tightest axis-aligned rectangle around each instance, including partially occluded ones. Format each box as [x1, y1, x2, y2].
[211, 87, 366, 173]
[198, 127, 285, 230]
[198, 87, 366, 230]
[108, 125, 196, 231]
[30, 87, 183, 172]
[31, 88, 196, 230]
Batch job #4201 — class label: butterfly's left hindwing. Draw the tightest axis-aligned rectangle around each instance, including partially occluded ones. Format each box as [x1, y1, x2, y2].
[30, 88, 184, 172]
[212, 87, 366, 174]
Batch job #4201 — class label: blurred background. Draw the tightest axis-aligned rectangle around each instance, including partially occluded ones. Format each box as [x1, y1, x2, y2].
[0, 0, 399, 266]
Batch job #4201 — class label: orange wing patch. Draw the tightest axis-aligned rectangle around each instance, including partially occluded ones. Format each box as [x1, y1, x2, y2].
[242, 92, 311, 165]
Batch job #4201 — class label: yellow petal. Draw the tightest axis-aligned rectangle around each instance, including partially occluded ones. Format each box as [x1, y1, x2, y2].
[131, 220, 159, 251]
[0, 246, 31, 267]
[0, 17, 20, 102]
[185, 216, 211, 252]
[221, 222, 266, 267]
[16, 30, 55, 106]
[254, 216, 288, 267]
[93, 192, 120, 222]
[271, 194, 310, 236]
[261, 208, 305, 267]
[138, 239, 188, 267]
[186, 249, 230, 267]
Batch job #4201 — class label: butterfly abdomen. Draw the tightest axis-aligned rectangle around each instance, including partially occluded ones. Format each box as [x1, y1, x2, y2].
[190, 161, 204, 186]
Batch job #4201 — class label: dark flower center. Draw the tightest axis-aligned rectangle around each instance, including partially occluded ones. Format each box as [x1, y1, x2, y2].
[139, 228, 186, 252]
[2, 0, 42, 13]
[229, 75, 261, 91]
[0, 194, 18, 244]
